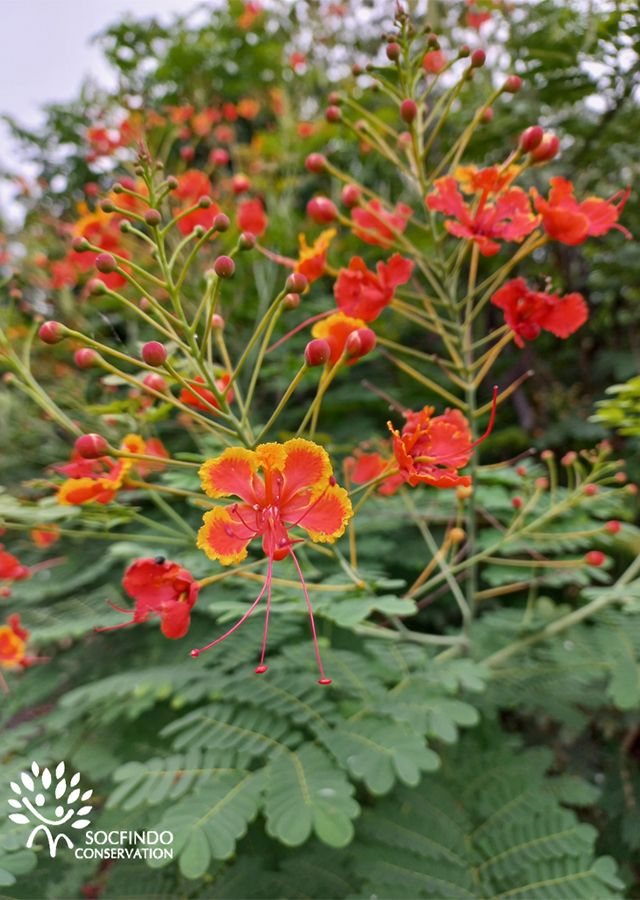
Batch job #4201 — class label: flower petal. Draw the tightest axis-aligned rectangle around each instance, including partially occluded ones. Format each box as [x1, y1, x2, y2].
[287, 483, 353, 543]
[197, 505, 255, 565]
[281, 438, 332, 503]
[199, 448, 257, 501]
[57, 477, 117, 506]
[160, 601, 192, 639]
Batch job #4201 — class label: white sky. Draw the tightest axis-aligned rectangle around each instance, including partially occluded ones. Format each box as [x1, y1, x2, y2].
[0, 0, 202, 221]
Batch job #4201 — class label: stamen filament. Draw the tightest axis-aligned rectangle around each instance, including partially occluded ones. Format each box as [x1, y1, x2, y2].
[290, 548, 331, 684]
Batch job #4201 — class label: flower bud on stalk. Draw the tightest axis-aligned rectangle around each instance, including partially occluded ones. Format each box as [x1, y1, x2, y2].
[71, 236, 89, 253]
[214, 256, 235, 278]
[142, 373, 168, 393]
[142, 341, 167, 367]
[583, 484, 598, 496]
[100, 199, 116, 213]
[75, 433, 109, 459]
[305, 339, 331, 367]
[512, 496, 523, 509]
[531, 133, 560, 163]
[504, 75, 522, 93]
[144, 209, 162, 226]
[605, 520, 621, 534]
[585, 551, 606, 567]
[520, 125, 543, 153]
[210, 314, 225, 330]
[286, 272, 308, 293]
[325, 105, 341, 123]
[305, 153, 327, 174]
[400, 99, 417, 123]
[209, 149, 230, 166]
[341, 184, 361, 207]
[74, 349, 100, 369]
[232, 174, 251, 194]
[345, 328, 376, 360]
[282, 293, 300, 311]
[39, 321, 66, 344]
[96, 253, 118, 274]
[180, 146, 195, 161]
[166, 176, 179, 190]
[239, 231, 256, 250]
[471, 49, 486, 68]
[386, 43, 401, 61]
[307, 197, 337, 224]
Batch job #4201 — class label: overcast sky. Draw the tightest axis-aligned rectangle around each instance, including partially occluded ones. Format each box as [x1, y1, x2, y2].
[0, 0, 202, 220]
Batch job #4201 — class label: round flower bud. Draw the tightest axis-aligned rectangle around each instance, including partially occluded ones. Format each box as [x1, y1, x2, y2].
[471, 49, 486, 68]
[449, 527, 466, 544]
[180, 146, 195, 161]
[605, 520, 621, 535]
[504, 75, 522, 93]
[167, 176, 179, 190]
[210, 314, 225, 330]
[0, 588, 11, 598]
[345, 327, 376, 360]
[75, 433, 109, 459]
[307, 196, 338, 224]
[142, 372, 168, 393]
[561, 451, 577, 466]
[456, 485, 473, 500]
[534, 477, 549, 490]
[305, 153, 327, 175]
[140, 297, 150, 311]
[239, 231, 256, 250]
[325, 105, 342, 123]
[328, 92, 342, 105]
[540, 449, 554, 460]
[232, 174, 252, 194]
[193, 225, 205, 238]
[74, 348, 100, 369]
[583, 484, 598, 496]
[282, 292, 300, 311]
[516, 466, 528, 476]
[119, 220, 131, 233]
[305, 339, 331, 367]
[459, 44, 471, 58]
[209, 148, 230, 166]
[352, 64, 362, 76]
[214, 255, 235, 278]
[198, 195, 212, 209]
[398, 132, 412, 150]
[585, 550, 606, 567]
[512, 496, 523, 509]
[144, 209, 162, 226]
[286, 272, 308, 293]
[341, 184, 361, 208]
[39, 321, 66, 344]
[100, 198, 115, 213]
[615, 471, 627, 483]
[386, 43, 401, 61]
[520, 125, 544, 153]
[95, 253, 117, 274]
[213, 213, 231, 232]
[531, 134, 560, 163]
[88, 278, 107, 296]
[71, 236, 89, 253]
[400, 99, 418, 123]
[481, 107, 494, 123]
[142, 341, 167, 367]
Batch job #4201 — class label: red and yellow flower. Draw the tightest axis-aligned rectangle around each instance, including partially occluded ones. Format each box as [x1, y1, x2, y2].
[351, 200, 412, 248]
[179, 374, 233, 414]
[174, 170, 222, 235]
[31, 524, 61, 549]
[294, 229, 336, 284]
[531, 177, 631, 246]
[0, 615, 30, 669]
[491, 278, 588, 346]
[237, 198, 268, 236]
[334, 254, 414, 322]
[311, 312, 366, 365]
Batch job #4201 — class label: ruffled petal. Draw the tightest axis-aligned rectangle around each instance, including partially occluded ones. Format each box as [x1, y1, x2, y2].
[281, 438, 332, 503]
[537, 292, 588, 338]
[287, 483, 353, 543]
[57, 477, 117, 506]
[160, 600, 192, 639]
[197, 505, 255, 565]
[199, 448, 258, 501]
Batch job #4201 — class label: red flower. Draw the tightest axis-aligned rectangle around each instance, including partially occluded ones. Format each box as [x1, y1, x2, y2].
[237, 198, 268, 237]
[97, 558, 200, 639]
[388, 392, 497, 488]
[334, 254, 414, 322]
[346, 451, 403, 496]
[352, 200, 412, 248]
[174, 170, 221, 235]
[491, 278, 588, 347]
[0, 547, 30, 582]
[194, 440, 353, 681]
[0, 614, 30, 669]
[238, 0, 261, 29]
[465, 1, 492, 29]
[31, 525, 61, 548]
[531, 177, 631, 246]
[179, 374, 233, 414]
[423, 50, 447, 73]
[427, 177, 539, 256]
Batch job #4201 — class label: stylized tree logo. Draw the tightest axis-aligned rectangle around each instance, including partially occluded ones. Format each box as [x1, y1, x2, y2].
[8, 762, 92, 857]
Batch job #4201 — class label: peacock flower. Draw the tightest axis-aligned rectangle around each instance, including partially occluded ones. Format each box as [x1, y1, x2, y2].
[173, 170, 221, 235]
[351, 200, 412, 248]
[96, 557, 200, 640]
[454, 165, 520, 197]
[294, 229, 336, 284]
[0, 547, 30, 583]
[179, 374, 233, 414]
[531, 177, 631, 246]
[31, 525, 61, 548]
[334, 254, 414, 322]
[311, 312, 367, 365]
[426, 177, 540, 256]
[490, 278, 588, 346]
[345, 450, 403, 496]
[237, 198, 268, 237]
[0, 615, 30, 669]
[194, 439, 354, 682]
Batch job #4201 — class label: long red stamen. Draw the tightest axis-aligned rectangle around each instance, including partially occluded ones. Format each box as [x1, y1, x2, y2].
[289, 548, 331, 684]
[230, 503, 259, 535]
[287, 482, 331, 530]
[468, 385, 498, 451]
[266, 310, 334, 354]
[255, 243, 297, 268]
[256, 550, 275, 673]
[190, 560, 272, 657]
[94, 620, 137, 633]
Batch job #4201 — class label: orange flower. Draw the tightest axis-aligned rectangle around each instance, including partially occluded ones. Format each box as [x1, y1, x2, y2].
[31, 524, 61, 548]
[297, 122, 315, 139]
[454, 165, 519, 196]
[237, 198, 268, 236]
[311, 312, 366, 365]
[0, 615, 29, 669]
[294, 229, 336, 284]
[352, 200, 412, 248]
[0, 547, 30, 582]
[238, 1, 262, 29]
[334, 254, 414, 322]
[237, 98, 261, 120]
[173, 170, 221, 235]
[194, 440, 353, 682]
[345, 450, 403, 496]
[531, 177, 631, 246]
[179, 374, 233, 414]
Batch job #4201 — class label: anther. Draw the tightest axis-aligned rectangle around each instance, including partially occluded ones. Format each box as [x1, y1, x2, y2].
[318, 678, 332, 685]
[255, 665, 268, 674]
[190, 649, 200, 657]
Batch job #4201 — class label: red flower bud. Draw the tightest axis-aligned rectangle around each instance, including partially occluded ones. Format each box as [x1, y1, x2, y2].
[282, 293, 300, 311]
[627, 484, 638, 495]
[100, 198, 115, 213]
[0, 587, 11, 598]
[239, 231, 256, 250]
[459, 44, 471, 58]
[585, 550, 606, 567]
[341, 184, 361, 208]
[95, 253, 117, 274]
[583, 484, 598, 496]
[71, 236, 89, 252]
[345, 327, 376, 360]
[211, 314, 225, 330]
[512, 496, 523, 509]
[214, 255, 235, 278]
[214, 213, 231, 232]
[198, 196, 212, 209]
[142, 341, 167, 367]
[325, 105, 342, 123]
[305, 153, 327, 174]
[305, 339, 331, 367]
[307, 196, 338, 224]
[516, 466, 528, 476]
[180, 146, 195, 161]
[481, 107, 494, 123]
[386, 42, 401, 61]
[615, 471, 627, 483]
[74, 349, 100, 369]
[286, 272, 308, 293]
[352, 64, 362, 76]
[530, 133, 560, 163]
[471, 49, 486, 68]
[75, 433, 109, 459]
[232, 174, 252, 194]
[39, 321, 66, 344]
[605, 520, 621, 534]
[520, 125, 543, 153]
[504, 75, 522, 93]
[400, 99, 418, 123]
[142, 372, 168, 393]
[209, 148, 230, 166]
[561, 451, 577, 466]
[144, 209, 162, 226]
[540, 449, 554, 460]
[534, 477, 549, 490]
[167, 176, 179, 190]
